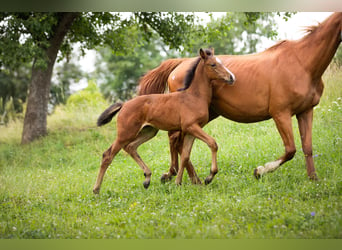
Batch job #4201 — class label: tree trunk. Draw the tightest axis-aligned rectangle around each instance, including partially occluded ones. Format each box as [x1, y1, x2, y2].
[21, 13, 80, 144]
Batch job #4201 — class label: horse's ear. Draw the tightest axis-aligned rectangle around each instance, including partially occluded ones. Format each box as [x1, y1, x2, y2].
[199, 48, 207, 60]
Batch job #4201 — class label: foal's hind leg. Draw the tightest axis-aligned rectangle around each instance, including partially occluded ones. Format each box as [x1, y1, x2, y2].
[175, 134, 196, 185]
[124, 126, 159, 189]
[93, 141, 122, 194]
[161, 131, 202, 185]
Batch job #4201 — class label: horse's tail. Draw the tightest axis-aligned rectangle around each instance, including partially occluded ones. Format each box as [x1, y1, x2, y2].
[97, 102, 123, 126]
[138, 58, 186, 95]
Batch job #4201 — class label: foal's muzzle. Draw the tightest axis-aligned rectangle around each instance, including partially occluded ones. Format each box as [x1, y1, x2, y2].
[224, 74, 235, 85]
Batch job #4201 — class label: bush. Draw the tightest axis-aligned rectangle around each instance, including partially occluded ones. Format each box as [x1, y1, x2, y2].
[66, 80, 108, 111]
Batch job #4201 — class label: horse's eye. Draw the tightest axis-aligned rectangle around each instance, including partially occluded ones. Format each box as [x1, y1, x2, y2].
[211, 63, 216, 67]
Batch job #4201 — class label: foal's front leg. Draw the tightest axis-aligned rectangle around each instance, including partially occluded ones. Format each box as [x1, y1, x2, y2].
[161, 131, 202, 185]
[186, 124, 219, 185]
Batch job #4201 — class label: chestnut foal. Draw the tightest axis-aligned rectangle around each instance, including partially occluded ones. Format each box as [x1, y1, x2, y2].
[93, 48, 235, 194]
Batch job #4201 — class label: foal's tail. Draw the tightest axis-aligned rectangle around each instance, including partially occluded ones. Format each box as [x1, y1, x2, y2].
[138, 58, 186, 95]
[97, 103, 123, 126]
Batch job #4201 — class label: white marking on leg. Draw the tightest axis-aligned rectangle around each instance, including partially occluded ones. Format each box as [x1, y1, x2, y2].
[257, 159, 282, 176]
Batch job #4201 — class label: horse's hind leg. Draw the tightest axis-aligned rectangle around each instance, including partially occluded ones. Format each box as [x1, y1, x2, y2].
[93, 141, 122, 194]
[124, 126, 158, 189]
[254, 113, 296, 178]
[296, 108, 318, 180]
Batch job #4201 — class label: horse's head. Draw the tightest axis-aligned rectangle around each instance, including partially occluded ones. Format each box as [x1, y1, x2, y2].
[200, 48, 235, 85]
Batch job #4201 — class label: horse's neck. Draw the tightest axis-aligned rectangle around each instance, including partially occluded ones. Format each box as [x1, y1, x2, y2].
[295, 13, 341, 79]
[186, 67, 212, 104]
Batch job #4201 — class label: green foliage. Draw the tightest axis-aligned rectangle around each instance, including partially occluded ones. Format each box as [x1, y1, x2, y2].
[333, 46, 342, 67]
[0, 69, 341, 239]
[96, 33, 166, 101]
[66, 81, 107, 111]
[188, 12, 279, 55]
[50, 58, 85, 106]
[0, 97, 17, 125]
[0, 63, 29, 113]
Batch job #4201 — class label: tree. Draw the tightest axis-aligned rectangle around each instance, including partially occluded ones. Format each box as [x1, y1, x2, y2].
[0, 12, 197, 144]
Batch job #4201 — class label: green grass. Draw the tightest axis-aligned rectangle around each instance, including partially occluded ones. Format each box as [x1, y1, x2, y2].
[0, 69, 342, 239]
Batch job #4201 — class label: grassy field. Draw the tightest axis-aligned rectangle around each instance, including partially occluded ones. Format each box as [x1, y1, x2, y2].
[0, 68, 341, 239]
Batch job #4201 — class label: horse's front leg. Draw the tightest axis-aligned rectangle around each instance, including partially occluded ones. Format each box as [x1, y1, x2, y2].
[296, 108, 318, 180]
[254, 113, 296, 178]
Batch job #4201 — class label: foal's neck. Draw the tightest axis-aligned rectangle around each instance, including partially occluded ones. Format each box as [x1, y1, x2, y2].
[185, 62, 212, 104]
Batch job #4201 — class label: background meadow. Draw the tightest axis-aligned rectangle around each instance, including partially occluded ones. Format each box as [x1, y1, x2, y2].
[0, 68, 341, 239]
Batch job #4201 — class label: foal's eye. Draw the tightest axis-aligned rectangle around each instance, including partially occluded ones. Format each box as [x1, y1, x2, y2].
[210, 63, 216, 67]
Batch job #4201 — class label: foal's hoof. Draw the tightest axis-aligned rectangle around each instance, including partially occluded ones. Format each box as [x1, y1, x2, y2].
[175, 181, 182, 186]
[191, 177, 202, 185]
[204, 176, 212, 185]
[160, 173, 173, 184]
[143, 181, 150, 189]
[93, 187, 100, 195]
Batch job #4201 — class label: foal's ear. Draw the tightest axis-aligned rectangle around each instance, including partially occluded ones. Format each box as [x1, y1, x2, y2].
[199, 48, 207, 60]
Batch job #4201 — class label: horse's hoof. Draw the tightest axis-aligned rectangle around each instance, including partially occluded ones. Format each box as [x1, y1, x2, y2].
[143, 181, 150, 189]
[254, 169, 260, 179]
[309, 173, 319, 181]
[254, 167, 262, 180]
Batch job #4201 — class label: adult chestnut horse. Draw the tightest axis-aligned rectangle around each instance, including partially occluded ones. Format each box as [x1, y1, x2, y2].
[93, 49, 235, 194]
[138, 12, 342, 182]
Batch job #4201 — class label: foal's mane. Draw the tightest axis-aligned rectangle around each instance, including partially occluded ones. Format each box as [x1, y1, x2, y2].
[178, 57, 201, 91]
[178, 49, 212, 92]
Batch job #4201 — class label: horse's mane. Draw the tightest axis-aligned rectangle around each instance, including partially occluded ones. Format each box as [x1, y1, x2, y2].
[265, 22, 321, 52]
[304, 24, 320, 34]
[266, 40, 288, 51]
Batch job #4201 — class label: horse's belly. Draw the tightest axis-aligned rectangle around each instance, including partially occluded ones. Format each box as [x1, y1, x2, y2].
[211, 86, 271, 123]
[212, 102, 271, 123]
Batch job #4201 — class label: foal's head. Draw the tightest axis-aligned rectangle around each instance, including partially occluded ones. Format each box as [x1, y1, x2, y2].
[181, 48, 235, 91]
[200, 48, 235, 84]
